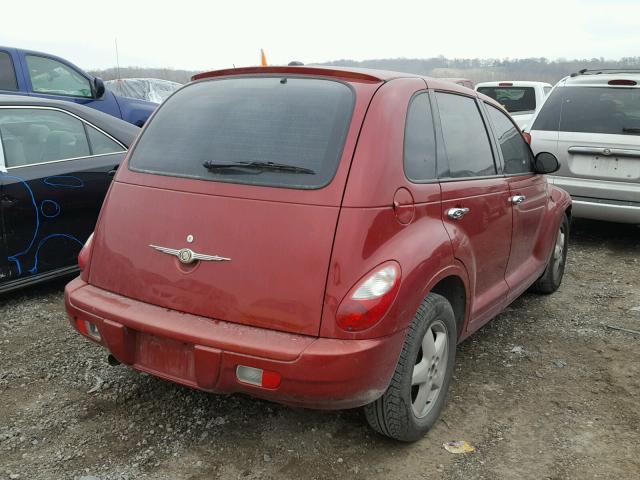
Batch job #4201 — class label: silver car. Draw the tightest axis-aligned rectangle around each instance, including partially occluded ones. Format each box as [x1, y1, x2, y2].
[527, 70, 640, 224]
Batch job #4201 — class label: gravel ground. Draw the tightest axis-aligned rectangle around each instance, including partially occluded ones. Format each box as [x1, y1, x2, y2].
[1, 218, 639, 480]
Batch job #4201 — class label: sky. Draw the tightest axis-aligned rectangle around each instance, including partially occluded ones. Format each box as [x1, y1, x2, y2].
[2, 0, 639, 71]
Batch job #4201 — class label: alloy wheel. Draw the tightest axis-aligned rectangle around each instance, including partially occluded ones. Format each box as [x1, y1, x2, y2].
[411, 320, 449, 418]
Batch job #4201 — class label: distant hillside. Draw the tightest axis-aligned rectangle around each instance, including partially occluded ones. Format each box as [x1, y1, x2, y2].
[89, 56, 640, 85]
[316, 57, 640, 83]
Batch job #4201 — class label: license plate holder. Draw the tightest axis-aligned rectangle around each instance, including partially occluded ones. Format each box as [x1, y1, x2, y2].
[135, 332, 196, 382]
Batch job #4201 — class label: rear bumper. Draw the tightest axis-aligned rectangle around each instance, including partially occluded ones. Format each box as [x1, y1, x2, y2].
[572, 197, 640, 224]
[549, 176, 640, 224]
[64, 278, 405, 409]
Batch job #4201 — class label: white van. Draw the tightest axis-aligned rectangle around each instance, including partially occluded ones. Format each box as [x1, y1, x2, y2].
[476, 81, 552, 129]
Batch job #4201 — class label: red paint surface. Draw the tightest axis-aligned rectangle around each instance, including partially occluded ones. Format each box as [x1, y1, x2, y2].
[66, 66, 571, 409]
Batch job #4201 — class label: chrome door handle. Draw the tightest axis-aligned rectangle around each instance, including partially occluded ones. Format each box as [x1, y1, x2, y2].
[447, 207, 470, 220]
[509, 195, 526, 205]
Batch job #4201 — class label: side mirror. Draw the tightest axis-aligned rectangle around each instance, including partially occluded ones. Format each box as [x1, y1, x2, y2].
[94, 77, 106, 99]
[533, 152, 560, 174]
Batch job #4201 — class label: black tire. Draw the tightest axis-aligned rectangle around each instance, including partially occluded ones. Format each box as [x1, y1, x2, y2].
[530, 214, 569, 294]
[364, 293, 457, 442]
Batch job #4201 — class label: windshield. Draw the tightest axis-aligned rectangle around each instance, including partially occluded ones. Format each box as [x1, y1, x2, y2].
[531, 86, 640, 135]
[128, 76, 355, 189]
[477, 86, 536, 113]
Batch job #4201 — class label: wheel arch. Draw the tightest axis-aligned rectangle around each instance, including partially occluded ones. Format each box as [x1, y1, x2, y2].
[420, 263, 470, 340]
[430, 275, 467, 339]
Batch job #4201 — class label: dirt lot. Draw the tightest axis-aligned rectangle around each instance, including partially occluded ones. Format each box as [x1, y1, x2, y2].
[1, 219, 639, 480]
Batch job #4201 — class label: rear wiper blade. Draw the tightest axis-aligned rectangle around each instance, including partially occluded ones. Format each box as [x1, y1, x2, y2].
[622, 128, 640, 134]
[202, 160, 315, 174]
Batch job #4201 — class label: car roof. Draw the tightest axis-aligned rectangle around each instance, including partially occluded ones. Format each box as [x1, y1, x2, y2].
[0, 94, 140, 146]
[439, 77, 473, 83]
[475, 81, 552, 87]
[559, 72, 640, 87]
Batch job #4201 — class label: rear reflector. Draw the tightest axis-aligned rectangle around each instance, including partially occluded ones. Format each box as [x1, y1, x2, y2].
[608, 79, 637, 86]
[236, 365, 282, 389]
[522, 131, 532, 145]
[499, 82, 513, 87]
[76, 318, 101, 341]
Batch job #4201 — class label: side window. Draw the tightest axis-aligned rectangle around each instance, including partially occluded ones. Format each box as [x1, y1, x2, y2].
[0, 108, 90, 167]
[26, 55, 92, 98]
[0, 52, 18, 91]
[435, 92, 496, 178]
[486, 104, 534, 174]
[404, 92, 436, 181]
[86, 126, 125, 155]
[531, 88, 562, 131]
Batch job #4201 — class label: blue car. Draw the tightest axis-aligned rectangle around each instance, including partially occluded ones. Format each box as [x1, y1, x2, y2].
[0, 46, 156, 126]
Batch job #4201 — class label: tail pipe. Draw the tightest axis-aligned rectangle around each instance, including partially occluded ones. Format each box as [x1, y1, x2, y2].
[107, 354, 121, 366]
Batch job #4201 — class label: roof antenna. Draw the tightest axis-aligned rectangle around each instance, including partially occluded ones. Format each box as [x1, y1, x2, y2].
[115, 38, 121, 80]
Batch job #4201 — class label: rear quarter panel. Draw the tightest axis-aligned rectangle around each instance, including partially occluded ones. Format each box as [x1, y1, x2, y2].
[322, 78, 461, 340]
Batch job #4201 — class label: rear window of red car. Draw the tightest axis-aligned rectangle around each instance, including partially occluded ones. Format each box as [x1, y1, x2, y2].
[128, 76, 354, 189]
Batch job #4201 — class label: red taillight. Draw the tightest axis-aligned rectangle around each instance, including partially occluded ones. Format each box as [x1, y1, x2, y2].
[608, 79, 637, 86]
[499, 82, 513, 87]
[78, 233, 94, 272]
[336, 262, 401, 332]
[236, 365, 282, 389]
[75, 318, 101, 341]
[76, 317, 89, 335]
[261, 370, 282, 389]
[522, 131, 532, 145]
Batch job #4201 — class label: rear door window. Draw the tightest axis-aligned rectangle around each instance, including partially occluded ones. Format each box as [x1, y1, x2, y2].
[404, 93, 436, 182]
[486, 104, 533, 174]
[0, 51, 18, 91]
[477, 86, 536, 113]
[435, 92, 497, 178]
[0, 108, 90, 167]
[128, 77, 355, 189]
[86, 126, 125, 155]
[533, 86, 640, 135]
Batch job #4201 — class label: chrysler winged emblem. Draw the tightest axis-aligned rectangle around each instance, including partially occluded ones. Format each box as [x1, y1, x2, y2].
[149, 244, 231, 264]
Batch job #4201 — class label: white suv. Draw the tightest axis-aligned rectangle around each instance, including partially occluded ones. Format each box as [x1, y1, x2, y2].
[526, 69, 640, 224]
[476, 81, 552, 129]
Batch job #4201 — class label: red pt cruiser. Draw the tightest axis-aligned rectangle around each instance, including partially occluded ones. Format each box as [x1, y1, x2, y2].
[65, 66, 571, 441]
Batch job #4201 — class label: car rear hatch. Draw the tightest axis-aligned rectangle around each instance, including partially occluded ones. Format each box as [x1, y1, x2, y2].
[543, 84, 640, 201]
[476, 85, 537, 117]
[88, 70, 382, 336]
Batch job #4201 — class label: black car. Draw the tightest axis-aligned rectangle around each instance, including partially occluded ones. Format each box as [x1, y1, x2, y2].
[0, 95, 139, 293]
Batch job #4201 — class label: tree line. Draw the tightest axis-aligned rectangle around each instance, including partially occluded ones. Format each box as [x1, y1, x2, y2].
[89, 56, 640, 85]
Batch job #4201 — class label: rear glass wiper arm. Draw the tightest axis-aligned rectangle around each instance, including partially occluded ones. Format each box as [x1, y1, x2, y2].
[622, 128, 640, 134]
[202, 160, 315, 174]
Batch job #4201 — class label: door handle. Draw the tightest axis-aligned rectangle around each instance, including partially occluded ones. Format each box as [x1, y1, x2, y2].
[509, 195, 526, 205]
[447, 207, 470, 220]
[108, 165, 119, 176]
